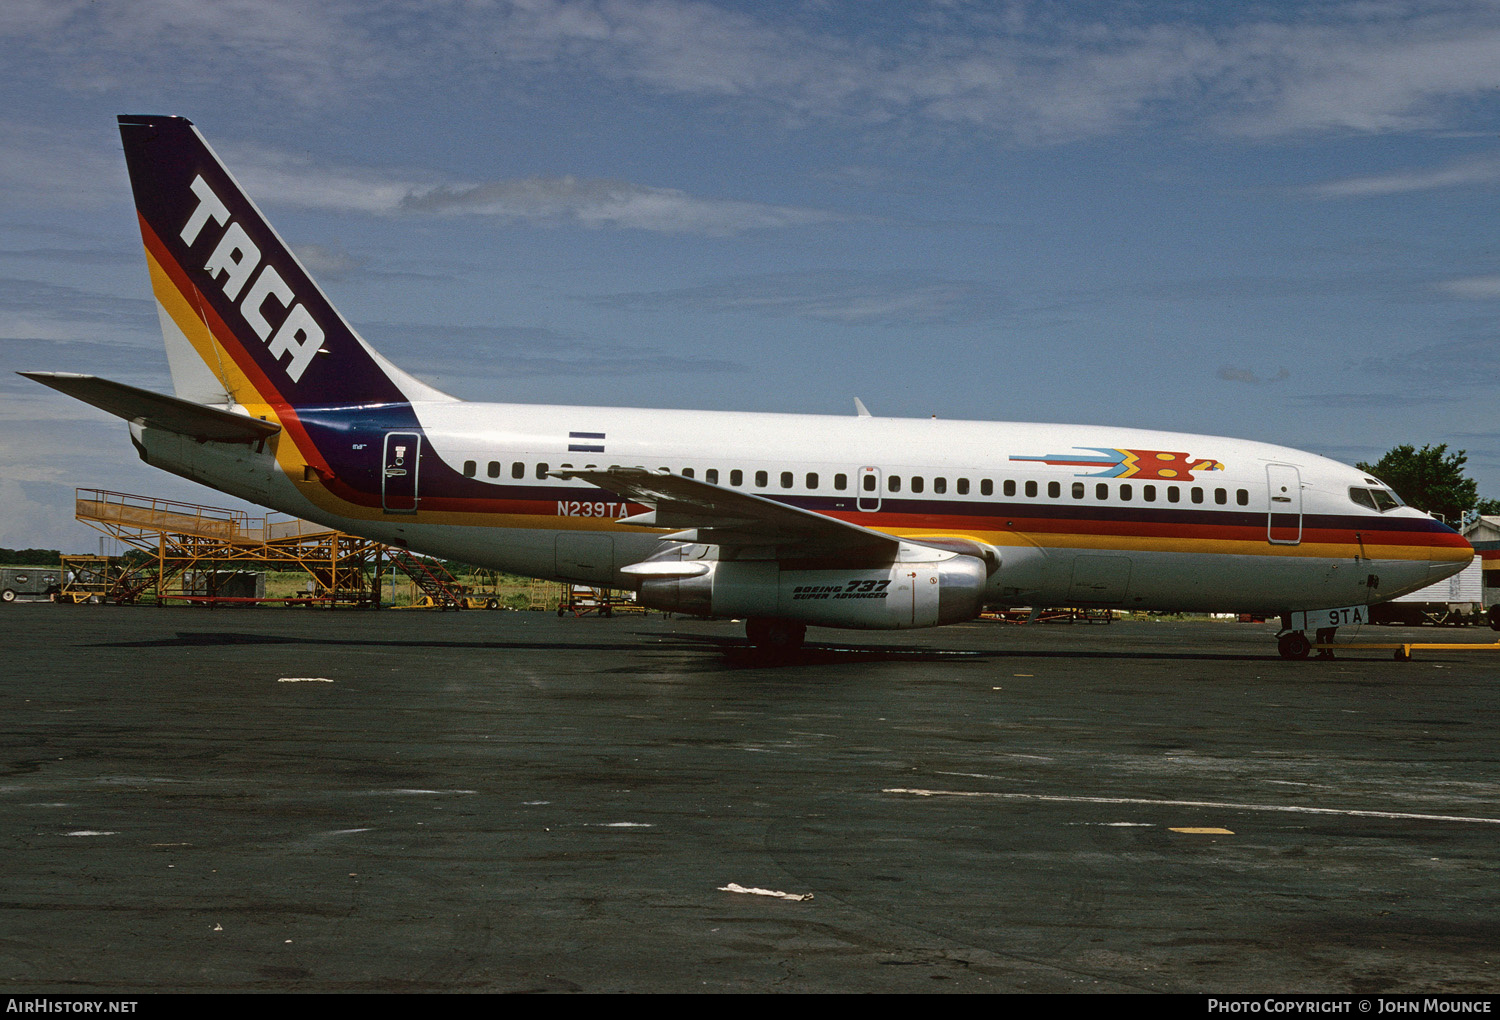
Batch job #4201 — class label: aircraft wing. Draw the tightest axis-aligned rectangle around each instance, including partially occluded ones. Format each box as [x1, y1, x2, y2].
[20, 372, 281, 443]
[551, 466, 900, 559]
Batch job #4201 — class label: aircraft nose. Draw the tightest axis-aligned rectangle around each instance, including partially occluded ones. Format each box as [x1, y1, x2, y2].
[1423, 526, 1473, 585]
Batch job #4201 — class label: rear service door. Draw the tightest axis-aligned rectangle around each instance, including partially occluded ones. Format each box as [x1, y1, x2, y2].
[382, 432, 422, 513]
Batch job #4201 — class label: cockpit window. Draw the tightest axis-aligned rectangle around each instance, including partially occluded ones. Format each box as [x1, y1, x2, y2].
[1350, 487, 1401, 512]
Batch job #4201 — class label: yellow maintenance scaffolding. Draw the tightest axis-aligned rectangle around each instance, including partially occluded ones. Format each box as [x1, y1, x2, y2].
[72, 488, 388, 607]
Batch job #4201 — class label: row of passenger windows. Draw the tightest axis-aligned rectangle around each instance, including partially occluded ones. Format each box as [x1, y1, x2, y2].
[460, 459, 1251, 506]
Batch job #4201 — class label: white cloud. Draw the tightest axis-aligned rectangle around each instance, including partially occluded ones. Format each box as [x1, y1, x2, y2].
[1437, 274, 1500, 299]
[10, 2, 1500, 146]
[225, 144, 835, 235]
[598, 271, 1009, 326]
[400, 177, 836, 235]
[1304, 153, 1500, 199]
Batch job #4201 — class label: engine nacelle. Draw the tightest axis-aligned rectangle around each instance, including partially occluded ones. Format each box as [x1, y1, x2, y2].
[637, 552, 988, 630]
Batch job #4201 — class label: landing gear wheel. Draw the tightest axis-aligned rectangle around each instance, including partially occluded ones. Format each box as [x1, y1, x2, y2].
[745, 618, 807, 652]
[1277, 632, 1312, 661]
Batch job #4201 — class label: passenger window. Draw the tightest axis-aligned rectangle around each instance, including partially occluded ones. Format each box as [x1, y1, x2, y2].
[1191, 487, 1203, 504]
[889, 475, 902, 493]
[806, 472, 819, 489]
[934, 477, 947, 494]
[1168, 486, 1180, 503]
[1002, 480, 1013, 497]
[911, 476, 924, 494]
[755, 470, 768, 488]
[1214, 488, 1227, 505]
[834, 474, 847, 490]
[862, 473, 876, 492]
[1144, 485, 1157, 502]
[463, 460, 476, 478]
[957, 478, 968, 495]
[487, 461, 500, 479]
[780, 471, 793, 489]
[1236, 489, 1249, 506]
[1025, 480, 1037, 498]
[1072, 482, 1084, 499]
[1047, 481, 1060, 498]
[731, 469, 743, 486]
[682, 467, 694, 479]
[512, 462, 524, 479]
[983, 479, 995, 496]
[1120, 484, 1132, 501]
[536, 463, 549, 479]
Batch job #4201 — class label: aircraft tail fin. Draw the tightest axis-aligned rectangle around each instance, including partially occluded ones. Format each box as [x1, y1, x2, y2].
[116, 114, 453, 413]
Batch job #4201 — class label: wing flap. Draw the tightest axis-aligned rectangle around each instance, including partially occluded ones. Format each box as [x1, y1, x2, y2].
[552, 466, 899, 557]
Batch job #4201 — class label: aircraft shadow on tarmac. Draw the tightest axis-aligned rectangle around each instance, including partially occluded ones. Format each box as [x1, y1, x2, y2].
[90, 630, 1287, 667]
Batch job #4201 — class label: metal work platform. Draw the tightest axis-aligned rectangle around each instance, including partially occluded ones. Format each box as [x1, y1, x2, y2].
[73, 488, 389, 607]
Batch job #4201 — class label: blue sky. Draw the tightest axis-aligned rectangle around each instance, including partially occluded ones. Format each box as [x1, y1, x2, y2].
[3, 0, 1500, 550]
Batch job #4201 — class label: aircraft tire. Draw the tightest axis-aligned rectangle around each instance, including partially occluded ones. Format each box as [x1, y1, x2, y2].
[0, 588, 15, 603]
[1277, 632, 1311, 661]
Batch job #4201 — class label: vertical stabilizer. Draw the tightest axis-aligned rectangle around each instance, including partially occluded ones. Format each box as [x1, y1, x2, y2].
[117, 114, 453, 411]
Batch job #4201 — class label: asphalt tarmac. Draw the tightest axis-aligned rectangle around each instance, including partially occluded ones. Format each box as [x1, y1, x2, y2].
[1, 604, 1497, 994]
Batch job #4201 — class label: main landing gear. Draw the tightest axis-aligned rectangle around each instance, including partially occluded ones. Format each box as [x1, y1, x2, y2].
[745, 618, 807, 652]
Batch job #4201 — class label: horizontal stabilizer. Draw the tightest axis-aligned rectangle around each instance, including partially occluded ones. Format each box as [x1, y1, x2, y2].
[19, 372, 281, 443]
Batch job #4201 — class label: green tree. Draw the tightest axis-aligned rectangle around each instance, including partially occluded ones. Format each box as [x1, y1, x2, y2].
[1356, 444, 1500, 522]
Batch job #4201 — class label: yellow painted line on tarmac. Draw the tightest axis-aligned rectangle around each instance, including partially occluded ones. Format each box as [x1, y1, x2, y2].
[1318, 640, 1500, 660]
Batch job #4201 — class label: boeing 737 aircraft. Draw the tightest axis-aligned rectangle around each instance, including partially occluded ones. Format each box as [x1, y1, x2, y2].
[23, 115, 1474, 658]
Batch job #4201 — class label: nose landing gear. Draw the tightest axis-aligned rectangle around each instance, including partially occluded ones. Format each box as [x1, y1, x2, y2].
[1277, 631, 1312, 660]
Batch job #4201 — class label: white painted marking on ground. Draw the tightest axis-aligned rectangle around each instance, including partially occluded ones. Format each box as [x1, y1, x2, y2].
[65, 830, 116, 836]
[884, 789, 1500, 825]
[277, 677, 332, 683]
[719, 883, 813, 902]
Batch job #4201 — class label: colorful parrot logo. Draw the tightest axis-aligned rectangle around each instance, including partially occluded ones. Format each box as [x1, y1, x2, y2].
[1010, 448, 1224, 480]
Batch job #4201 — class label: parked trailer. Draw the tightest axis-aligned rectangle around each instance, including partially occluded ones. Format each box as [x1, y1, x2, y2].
[0, 566, 63, 603]
[1369, 561, 1488, 627]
